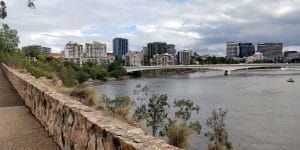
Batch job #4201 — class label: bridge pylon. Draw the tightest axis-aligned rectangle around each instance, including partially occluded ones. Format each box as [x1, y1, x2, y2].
[224, 70, 230, 76]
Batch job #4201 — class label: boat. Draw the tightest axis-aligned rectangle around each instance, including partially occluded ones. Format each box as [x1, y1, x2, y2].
[287, 78, 294, 82]
[281, 67, 288, 71]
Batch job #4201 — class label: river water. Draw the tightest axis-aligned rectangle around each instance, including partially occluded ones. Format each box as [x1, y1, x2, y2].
[94, 68, 300, 150]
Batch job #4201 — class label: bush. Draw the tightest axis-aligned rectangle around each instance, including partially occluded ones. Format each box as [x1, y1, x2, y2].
[159, 99, 201, 148]
[108, 62, 127, 78]
[102, 95, 132, 117]
[57, 67, 78, 87]
[134, 94, 170, 137]
[166, 123, 190, 148]
[77, 71, 91, 83]
[110, 66, 127, 78]
[70, 86, 100, 106]
[205, 108, 233, 150]
[24, 62, 44, 78]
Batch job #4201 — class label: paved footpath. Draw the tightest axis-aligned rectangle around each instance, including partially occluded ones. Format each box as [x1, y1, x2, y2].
[0, 68, 59, 150]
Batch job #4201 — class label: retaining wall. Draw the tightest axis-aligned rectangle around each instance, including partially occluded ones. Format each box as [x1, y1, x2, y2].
[1, 64, 178, 150]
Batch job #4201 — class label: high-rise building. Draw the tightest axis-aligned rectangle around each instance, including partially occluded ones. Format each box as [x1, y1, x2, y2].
[257, 43, 283, 60]
[142, 46, 150, 65]
[85, 42, 107, 58]
[64, 41, 83, 65]
[41, 47, 52, 54]
[226, 42, 239, 59]
[144, 42, 176, 65]
[284, 51, 298, 58]
[188, 49, 194, 57]
[150, 53, 176, 66]
[147, 42, 168, 57]
[283, 51, 299, 62]
[238, 43, 255, 58]
[64, 42, 83, 59]
[63, 41, 111, 65]
[177, 50, 191, 65]
[83, 42, 108, 64]
[125, 51, 142, 66]
[113, 38, 128, 59]
[22, 45, 52, 55]
[166, 44, 176, 54]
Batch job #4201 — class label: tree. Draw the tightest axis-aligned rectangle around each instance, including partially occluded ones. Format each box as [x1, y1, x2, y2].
[162, 99, 202, 148]
[110, 65, 127, 78]
[0, 1, 7, 19]
[205, 108, 233, 150]
[0, 0, 35, 19]
[0, 24, 19, 53]
[133, 84, 149, 105]
[134, 94, 169, 137]
[108, 61, 120, 72]
[102, 95, 133, 117]
[107, 61, 127, 78]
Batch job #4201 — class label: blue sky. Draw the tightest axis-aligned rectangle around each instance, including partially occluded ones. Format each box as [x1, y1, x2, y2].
[4, 0, 300, 55]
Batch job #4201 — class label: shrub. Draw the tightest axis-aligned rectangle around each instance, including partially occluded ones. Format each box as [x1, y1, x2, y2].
[83, 86, 100, 106]
[205, 108, 233, 150]
[102, 95, 132, 117]
[160, 99, 201, 148]
[166, 123, 190, 148]
[134, 94, 170, 137]
[24, 63, 44, 78]
[108, 62, 127, 78]
[77, 71, 91, 83]
[70, 86, 100, 106]
[110, 66, 127, 78]
[41, 71, 49, 77]
[57, 67, 78, 87]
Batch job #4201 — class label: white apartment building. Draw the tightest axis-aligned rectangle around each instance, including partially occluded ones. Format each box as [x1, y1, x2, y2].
[85, 42, 107, 58]
[125, 51, 142, 66]
[150, 53, 176, 66]
[84, 42, 108, 64]
[177, 50, 191, 65]
[64, 42, 84, 65]
[64, 41, 109, 65]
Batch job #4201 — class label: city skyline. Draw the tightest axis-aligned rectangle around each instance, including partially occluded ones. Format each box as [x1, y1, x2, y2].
[4, 0, 300, 55]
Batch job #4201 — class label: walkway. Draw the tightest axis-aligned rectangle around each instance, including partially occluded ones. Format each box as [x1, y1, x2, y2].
[0, 68, 59, 150]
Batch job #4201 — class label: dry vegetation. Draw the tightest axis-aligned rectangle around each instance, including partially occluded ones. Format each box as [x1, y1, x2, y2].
[166, 123, 191, 148]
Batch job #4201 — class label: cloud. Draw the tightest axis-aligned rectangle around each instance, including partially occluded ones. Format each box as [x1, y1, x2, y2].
[3, 0, 300, 55]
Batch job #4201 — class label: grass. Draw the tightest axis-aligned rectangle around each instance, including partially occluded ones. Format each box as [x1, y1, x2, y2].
[70, 86, 100, 107]
[166, 123, 192, 149]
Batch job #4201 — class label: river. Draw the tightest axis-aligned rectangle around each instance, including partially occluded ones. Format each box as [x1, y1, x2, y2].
[94, 68, 300, 150]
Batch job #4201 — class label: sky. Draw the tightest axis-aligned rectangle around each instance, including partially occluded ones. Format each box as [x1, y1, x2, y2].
[3, 0, 300, 56]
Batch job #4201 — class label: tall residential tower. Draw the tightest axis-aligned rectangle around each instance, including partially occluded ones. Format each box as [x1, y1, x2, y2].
[113, 38, 128, 59]
[226, 42, 239, 59]
[257, 43, 283, 60]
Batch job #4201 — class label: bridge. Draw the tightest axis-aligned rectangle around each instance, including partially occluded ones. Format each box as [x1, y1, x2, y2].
[125, 63, 300, 75]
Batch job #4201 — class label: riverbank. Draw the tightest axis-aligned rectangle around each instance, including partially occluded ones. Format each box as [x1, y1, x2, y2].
[83, 68, 209, 86]
[135, 68, 209, 77]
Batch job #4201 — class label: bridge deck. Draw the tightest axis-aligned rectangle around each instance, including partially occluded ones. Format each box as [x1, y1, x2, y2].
[125, 64, 300, 73]
[0, 68, 59, 149]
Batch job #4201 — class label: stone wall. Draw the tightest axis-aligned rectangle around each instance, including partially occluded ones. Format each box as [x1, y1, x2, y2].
[1, 64, 178, 150]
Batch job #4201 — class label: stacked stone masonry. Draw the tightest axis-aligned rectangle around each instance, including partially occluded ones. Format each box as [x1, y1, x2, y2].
[1, 64, 179, 150]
